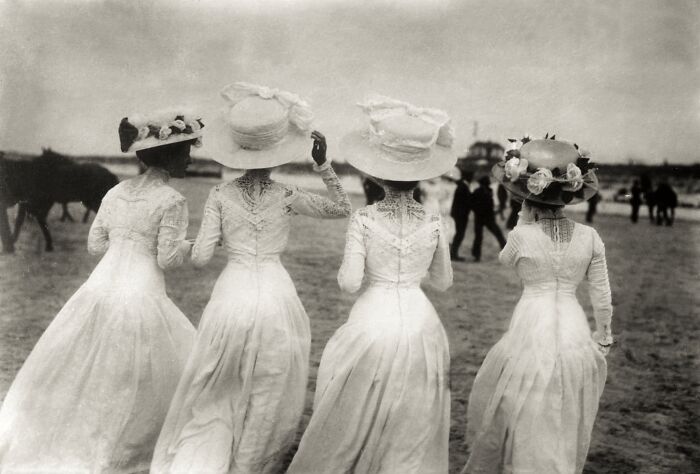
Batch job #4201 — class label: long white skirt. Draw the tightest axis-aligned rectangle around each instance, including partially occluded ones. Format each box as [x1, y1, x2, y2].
[0, 243, 195, 473]
[463, 291, 607, 474]
[151, 257, 310, 474]
[288, 285, 451, 474]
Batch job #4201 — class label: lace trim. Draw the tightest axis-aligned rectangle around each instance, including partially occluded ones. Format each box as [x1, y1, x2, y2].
[234, 170, 274, 210]
[538, 217, 575, 245]
[375, 189, 425, 225]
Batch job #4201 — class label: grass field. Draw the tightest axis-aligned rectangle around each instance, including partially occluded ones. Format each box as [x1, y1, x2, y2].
[1, 176, 699, 473]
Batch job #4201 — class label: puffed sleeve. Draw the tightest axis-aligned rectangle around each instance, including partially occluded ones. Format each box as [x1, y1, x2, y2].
[290, 161, 352, 218]
[499, 229, 520, 266]
[191, 186, 222, 268]
[87, 200, 110, 255]
[337, 211, 366, 293]
[425, 216, 453, 291]
[587, 228, 613, 347]
[156, 195, 191, 270]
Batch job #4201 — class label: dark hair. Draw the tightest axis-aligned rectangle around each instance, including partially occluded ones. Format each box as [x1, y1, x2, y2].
[136, 140, 194, 169]
[383, 180, 419, 191]
[524, 199, 564, 212]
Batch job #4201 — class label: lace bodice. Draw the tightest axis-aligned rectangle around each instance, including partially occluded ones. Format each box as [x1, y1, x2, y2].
[191, 162, 351, 266]
[499, 222, 613, 345]
[338, 190, 453, 293]
[87, 167, 190, 269]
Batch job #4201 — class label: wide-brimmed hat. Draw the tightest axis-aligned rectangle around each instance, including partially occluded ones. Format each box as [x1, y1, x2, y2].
[206, 82, 314, 169]
[492, 135, 599, 206]
[119, 109, 204, 153]
[340, 95, 457, 181]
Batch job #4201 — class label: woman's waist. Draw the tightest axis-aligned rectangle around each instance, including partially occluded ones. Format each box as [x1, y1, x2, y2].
[520, 282, 578, 297]
[224, 252, 282, 266]
[87, 248, 165, 292]
[366, 276, 425, 290]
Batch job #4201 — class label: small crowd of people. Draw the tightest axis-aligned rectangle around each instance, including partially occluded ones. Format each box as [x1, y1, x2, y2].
[630, 175, 678, 226]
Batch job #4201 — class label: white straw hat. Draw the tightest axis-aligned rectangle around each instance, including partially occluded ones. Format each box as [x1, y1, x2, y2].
[340, 95, 457, 181]
[207, 82, 314, 169]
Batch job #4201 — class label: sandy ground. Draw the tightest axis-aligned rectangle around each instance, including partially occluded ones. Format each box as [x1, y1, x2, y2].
[0, 176, 698, 473]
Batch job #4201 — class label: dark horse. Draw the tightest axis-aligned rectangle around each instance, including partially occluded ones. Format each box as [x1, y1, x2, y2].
[0, 149, 119, 253]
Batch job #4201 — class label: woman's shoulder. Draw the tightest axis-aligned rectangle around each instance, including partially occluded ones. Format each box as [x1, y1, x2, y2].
[158, 185, 186, 208]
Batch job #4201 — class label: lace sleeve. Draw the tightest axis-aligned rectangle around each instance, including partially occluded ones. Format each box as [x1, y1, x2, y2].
[157, 196, 191, 270]
[87, 200, 110, 255]
[191, 187, 222, 268]
[425, 216, 453, 291]
[290, 161, 352, 218]
[499, 229, 520, 266]
[587, 229, 613, 347]
[337, 211, 366, 293]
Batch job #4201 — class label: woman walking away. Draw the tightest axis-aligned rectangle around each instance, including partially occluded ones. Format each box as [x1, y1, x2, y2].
[0, 109, 201, 472]
[463, 136, 613, 474]
[151, 82, 351, 474]
[288, 95, 455, 474]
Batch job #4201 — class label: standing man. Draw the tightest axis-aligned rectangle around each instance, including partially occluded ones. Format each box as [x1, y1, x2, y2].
[630, 179, 642, 223]
[450, 169, 473, 261]
[506, 197, 521, 229]
[586, 192, 600, 223]
[496, 183, 508, 220]
[655, 179, 677, 226]
[471, 175, 506, 262]
[641, 173, 655, 223]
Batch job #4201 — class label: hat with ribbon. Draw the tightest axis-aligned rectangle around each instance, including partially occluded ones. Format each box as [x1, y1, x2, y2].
[118, 108, 204, 153]
[492, 134, 599, 206]
[339, 95, 457, 181]
[207, 82, 314, 169]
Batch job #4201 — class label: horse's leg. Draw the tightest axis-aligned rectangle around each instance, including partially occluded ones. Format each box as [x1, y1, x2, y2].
[82, 201, 97, 223]
[60, 203, 75, 222]
[0, 204, 14, 253]
[12, 202, 27, 244]
[34, 203, 54, 252]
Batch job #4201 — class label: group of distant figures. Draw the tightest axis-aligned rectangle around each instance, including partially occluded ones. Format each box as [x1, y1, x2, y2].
[585, 174, 679, 226]
[0, 149, 118, 253]
[628, 175, 678, 226]
[362, 170, 681, 262]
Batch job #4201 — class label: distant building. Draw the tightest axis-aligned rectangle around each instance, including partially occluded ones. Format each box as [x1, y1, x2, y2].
[457, 141, 504, 173]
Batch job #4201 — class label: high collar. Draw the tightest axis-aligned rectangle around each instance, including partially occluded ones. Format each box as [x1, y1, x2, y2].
[242, 168, 272, 183]
[381, 187, 417, 205]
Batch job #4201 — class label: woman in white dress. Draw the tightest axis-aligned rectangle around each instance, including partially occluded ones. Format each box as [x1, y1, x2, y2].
[151, 83, 351, 474]
[0, 110, 202, 472]
[287, 96, 456, 473]
[462, 137, 614, 474]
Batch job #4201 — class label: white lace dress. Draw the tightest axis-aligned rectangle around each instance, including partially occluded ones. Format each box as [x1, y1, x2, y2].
[0, 168, 195, 473]
[151, 162, 351, 474]
[463, 219, 613, 474]
[287, 190, 453, 474]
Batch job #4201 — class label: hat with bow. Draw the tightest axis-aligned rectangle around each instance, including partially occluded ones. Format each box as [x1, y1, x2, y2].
[339, 95, 457, 181]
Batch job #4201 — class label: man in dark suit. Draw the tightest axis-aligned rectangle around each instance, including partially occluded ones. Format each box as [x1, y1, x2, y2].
[450, 170, 473, 261]
[655, 180, 677, 226]
[471, 175, 506, 262]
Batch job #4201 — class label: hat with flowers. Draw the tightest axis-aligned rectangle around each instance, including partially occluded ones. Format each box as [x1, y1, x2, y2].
[119, 108, 204, 153]
[492, 133, 599, 206]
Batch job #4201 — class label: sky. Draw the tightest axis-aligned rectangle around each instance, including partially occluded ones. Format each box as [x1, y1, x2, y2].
[0, 0, 699, 164]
